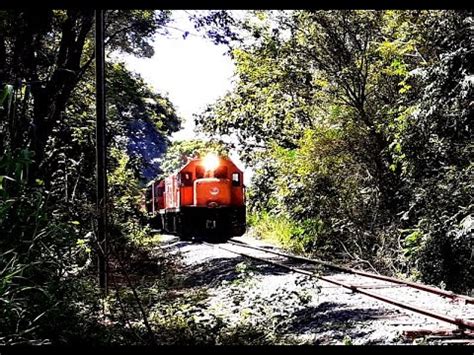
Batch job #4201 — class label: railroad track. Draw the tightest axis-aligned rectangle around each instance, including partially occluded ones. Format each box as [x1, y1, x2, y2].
[202, 238, 474, 339]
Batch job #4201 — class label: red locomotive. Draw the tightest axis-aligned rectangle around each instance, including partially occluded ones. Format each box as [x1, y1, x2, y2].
[144, 153, 246, 241]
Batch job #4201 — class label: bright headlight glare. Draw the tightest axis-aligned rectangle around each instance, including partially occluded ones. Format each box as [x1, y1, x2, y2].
[203, 153, 219, 171]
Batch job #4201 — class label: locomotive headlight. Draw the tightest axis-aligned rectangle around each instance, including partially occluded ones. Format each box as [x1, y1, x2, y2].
[203, 153, 219, 171]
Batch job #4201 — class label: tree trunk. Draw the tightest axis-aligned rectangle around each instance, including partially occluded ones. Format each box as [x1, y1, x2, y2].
[28, 10, 94, 183]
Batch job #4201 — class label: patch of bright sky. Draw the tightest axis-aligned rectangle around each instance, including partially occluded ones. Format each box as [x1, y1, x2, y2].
[120, 12, 234, 141]
[118, 10, 254, 184]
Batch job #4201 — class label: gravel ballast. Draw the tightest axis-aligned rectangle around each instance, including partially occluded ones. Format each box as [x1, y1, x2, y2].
[160, 235, 473, 345]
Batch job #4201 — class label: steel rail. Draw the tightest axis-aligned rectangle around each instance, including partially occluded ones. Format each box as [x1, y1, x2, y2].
[228, 239, 474, 304]
[204, 241, 474, 331]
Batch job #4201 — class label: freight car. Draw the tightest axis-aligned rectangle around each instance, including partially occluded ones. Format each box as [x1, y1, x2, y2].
[144, 153, 246, 241]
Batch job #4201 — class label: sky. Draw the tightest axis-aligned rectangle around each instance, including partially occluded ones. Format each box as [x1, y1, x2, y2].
[120, 12, 253, 184]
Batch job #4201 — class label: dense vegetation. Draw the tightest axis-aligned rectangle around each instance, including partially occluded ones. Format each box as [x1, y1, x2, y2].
[196, 10, 473, 292]
[0, 10, 182, 345]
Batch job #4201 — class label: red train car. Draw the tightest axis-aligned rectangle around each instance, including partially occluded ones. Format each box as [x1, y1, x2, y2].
[145, 154, 246, 241]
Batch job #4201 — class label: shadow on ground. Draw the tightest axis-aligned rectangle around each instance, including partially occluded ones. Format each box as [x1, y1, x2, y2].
[180, 256, 289, 288]
[168, 241, 290, 288]
[160, 240, 395, 344]
[284, 301, 390, 344]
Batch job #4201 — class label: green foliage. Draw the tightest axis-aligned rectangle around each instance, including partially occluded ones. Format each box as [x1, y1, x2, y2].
[390, 11, 473, 292]
[232, 261, 256, 286]
[402, 229, 423, 258]
[157, 139, 230, 178]
[0, 149, 100, 345]
[249, 211, 319, 254]
[198, 10, 473, 292]
[0, 9, 181, 345]
[0, 250, 44, 345]
[106, 61, 180, 137]
[105, 10, 172, 58]
[342, 335, 353, 345]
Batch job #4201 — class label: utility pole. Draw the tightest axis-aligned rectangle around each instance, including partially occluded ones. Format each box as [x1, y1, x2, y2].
[96, 9, 108, 295]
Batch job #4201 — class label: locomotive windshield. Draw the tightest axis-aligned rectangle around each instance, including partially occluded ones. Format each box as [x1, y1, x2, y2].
[196, 166, 204, 179]
[196, 165, 227, 178]
[214, 166, 227, 178]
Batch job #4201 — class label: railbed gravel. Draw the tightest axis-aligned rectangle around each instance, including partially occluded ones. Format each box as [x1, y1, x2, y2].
[160, 234, 473, 345]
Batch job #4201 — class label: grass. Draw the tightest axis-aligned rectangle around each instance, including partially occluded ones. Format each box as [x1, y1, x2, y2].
[247, 211, 310, 254]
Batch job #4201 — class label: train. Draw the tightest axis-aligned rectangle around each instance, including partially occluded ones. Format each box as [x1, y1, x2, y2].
[144, 153, 246, 241]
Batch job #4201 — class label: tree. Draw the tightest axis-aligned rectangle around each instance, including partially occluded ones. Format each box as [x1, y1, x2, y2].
[195, 10, 473, 290]
[392, 10, 473, 291]
[0, 10, 172, 182]
[157, 139, 230, 178]
[0, 9, 182, 344]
